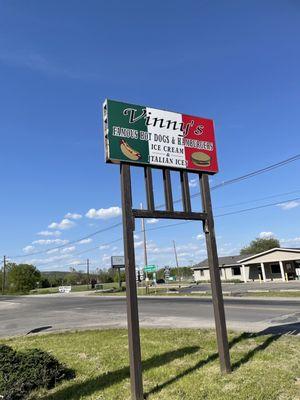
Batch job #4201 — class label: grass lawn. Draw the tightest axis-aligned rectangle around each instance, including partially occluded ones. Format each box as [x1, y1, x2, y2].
[1, 329, 300, 400]
[237, 291, 300, 298]
[30, 283, 121, 295]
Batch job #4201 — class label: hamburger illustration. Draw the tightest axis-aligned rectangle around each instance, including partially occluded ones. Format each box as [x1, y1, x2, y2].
[191, 151, 211, 167]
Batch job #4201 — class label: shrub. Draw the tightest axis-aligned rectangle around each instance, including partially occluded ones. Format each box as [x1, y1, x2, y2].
[0, 345, 75, 399]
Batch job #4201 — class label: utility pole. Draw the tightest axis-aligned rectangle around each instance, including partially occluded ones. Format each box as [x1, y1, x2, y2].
[2, 255, 6, 295]
[87, 258, 90, 289]
[173, 241, 180, 282]
[140, 203, 148, 280]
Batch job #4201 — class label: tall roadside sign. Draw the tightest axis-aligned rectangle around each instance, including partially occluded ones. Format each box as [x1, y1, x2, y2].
[103, 99, 230, 400]
[104, 99, 218, 173]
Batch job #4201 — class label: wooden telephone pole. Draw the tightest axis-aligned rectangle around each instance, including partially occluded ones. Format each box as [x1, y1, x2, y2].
[1, 255, 6, 295]
[173, 240, 180, 282]
[87, 258, 90, 289]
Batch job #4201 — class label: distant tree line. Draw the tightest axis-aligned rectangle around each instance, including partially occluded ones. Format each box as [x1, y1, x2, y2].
[1, 263, 194, 295]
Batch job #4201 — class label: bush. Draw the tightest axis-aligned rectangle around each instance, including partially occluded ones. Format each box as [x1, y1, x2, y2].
[0, 345, 75, 399]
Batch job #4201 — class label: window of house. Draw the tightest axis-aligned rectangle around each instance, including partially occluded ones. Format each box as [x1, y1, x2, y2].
[271, 264, 281, 274]
[231, 266, 241, 276]
[200, 270, 204, 277]
[220, 269, 223, 276]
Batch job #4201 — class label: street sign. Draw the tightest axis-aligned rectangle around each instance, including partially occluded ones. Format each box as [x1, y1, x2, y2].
[144, 265, 157, 273]
[111, 256, 125, 268]
[140, 269, 144, 281]
[164, 266, 170, 280]
[58, 286, 71, 293]
[103, 99, 218, 174]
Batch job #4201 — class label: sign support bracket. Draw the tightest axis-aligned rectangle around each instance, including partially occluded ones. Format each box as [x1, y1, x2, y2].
[121, 163, 143, 400]
[200, 174, 231, 373]
[120, 163, 231, 400]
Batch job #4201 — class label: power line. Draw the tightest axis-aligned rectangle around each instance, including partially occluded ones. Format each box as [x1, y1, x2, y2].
[213, 188, 300, 210]
[9, 153, 300, 262]
[169, 153, 300, 207]
[211, 154, 300, 191]
[214, 196, 300, 218]
[31, 194, 300, 270]
[10, 222, 122, 259]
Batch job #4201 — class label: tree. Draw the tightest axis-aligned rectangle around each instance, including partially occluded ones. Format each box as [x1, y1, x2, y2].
[240, 237, 280, 255]
[65, 272, 80, 285]
[8, 264, 41, 293]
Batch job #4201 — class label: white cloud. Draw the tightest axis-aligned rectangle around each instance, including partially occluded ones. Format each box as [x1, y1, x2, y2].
[68, 260, 83, 266]
[277, 201, 300, 210]
[37, 230, 61, 237]
[134, 241, 144, 249]
[178, 252, 189, 257]
[61, 246, 76, 254]
[86, 206, 122, 220]
[189, 178, 198, 188]
[48, 218, 75, 230]
[23, 245, 34, 253]
[32, 239, 69, 245]
[34, 254, 71, 265]
[196, 234, 204, 240]
[147, 218, 159, 224]
[218, 247, 239, 256]
[195, 249, 207, 255]
[99, 244, 110, 250]
[259, 231, 274, 239]
[280, 237, 300, 245]
[134, 234, 140, 240]
[177, 243, 199, 251]
[78, 238, 92, 245]
[46, 248, 59, 254]
[102, 254, 111, 262]
[64, 212, 82, 220]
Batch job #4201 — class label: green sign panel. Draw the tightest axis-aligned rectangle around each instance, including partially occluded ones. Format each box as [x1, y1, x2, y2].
[103, 99, 218, 174]
[144, 265, 157, 273]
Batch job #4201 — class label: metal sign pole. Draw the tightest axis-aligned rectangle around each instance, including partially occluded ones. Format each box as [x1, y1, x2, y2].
[200, 174, 231, 373]
[120, 163, 144, 400]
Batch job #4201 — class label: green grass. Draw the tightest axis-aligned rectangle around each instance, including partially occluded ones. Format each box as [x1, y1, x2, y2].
[237, 291, 300, 298]
[30, 283, 121, 295]
[1, 329, 299, 400]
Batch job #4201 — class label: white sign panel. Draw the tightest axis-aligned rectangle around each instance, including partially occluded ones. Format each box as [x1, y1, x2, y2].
[111, 256, 125, 267]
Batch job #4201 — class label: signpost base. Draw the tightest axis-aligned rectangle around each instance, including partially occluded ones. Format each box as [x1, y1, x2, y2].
[121, 164, 144, 400]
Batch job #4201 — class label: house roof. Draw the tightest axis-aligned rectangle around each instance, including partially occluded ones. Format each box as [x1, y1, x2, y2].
[238, 247, 300, 263]
[192, 247, 300, 270]
[192, 254, 253, 270]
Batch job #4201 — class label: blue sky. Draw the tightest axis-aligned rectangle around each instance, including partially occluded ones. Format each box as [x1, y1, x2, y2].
[1, 0, 300, 271]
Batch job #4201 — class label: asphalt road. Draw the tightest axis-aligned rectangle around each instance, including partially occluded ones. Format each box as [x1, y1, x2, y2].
[1, 294, 300, 338]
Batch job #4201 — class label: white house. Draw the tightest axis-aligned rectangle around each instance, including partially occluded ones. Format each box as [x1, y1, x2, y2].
[192, 247, 300, 283]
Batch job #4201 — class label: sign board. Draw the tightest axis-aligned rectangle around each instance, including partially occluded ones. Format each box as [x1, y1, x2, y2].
[144, 265, 157, 273]
[103, 99, 218, 174]
[58, 286, 71, 293]
[111, 256, 125, 268]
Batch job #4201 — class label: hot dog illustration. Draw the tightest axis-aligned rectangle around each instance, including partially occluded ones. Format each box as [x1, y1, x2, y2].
[120, 139, 141, 161]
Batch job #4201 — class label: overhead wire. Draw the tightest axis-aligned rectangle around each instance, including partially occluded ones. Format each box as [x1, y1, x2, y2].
[8, 153, 300, 263]
[32, 195, 300, 269]
[10, 222, 122, 259]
